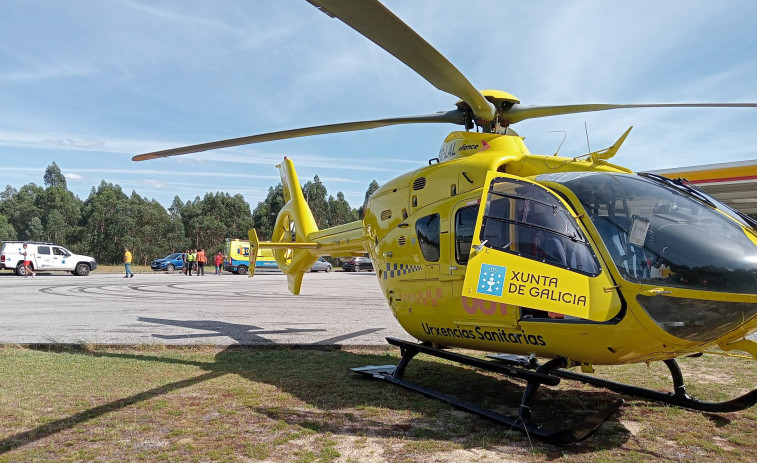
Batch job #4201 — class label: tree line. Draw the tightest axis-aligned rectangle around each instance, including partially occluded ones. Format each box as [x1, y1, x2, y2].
[0, 163, 379, 265]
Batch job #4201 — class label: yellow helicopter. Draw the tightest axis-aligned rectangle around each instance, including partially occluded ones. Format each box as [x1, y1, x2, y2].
[134, 0, 757, 444]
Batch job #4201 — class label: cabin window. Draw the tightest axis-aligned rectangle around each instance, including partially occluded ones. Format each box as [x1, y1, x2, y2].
[454, 205, 478, 264]
[480, 178, 600, 276]
[416, 213, 440, 262]
[37, 246, 51, 255]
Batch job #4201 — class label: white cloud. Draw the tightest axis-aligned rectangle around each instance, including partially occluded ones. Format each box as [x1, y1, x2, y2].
[64, 172, 84, 181]
[139, 179, 167, 189]
[0, 63, 97, 83]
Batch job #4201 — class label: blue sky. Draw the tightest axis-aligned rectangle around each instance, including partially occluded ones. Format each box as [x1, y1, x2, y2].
[2, 0, 757, 209]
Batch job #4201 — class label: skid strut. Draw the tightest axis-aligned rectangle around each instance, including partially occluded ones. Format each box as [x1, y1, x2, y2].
[352, 337, 623, 445]
[488, 354, 757, 413]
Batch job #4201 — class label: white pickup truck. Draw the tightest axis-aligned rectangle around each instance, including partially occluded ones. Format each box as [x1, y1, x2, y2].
[0, 241, 97, 276]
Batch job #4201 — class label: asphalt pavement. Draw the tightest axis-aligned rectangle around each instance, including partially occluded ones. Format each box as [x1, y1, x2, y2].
[3, 269, 755, 346]
[0, 270, 411, 346]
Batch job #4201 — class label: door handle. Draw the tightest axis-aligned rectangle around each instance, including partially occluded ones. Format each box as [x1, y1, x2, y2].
[641, 288, 672, 296]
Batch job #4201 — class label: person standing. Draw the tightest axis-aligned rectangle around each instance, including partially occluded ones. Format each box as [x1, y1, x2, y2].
[124, 247, 134, 278]
[181, 250, 188, 275]
[214, 252, 223, 275]
[21, 243, 35, 277]
[197, 248, 206, 276]
[187, 249, 195, 276]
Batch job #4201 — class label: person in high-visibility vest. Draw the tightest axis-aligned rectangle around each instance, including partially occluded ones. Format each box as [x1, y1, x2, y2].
[186, 249, 196, 276]
[197, 249, 206, 276]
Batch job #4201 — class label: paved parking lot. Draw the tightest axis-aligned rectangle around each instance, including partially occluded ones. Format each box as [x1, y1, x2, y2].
[0, 270, 411, 345]
[3, 269, 755, 346]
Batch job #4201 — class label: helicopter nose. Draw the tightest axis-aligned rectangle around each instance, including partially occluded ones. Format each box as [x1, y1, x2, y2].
[635, 223, 757, 342]
[654, 223, 755, 275]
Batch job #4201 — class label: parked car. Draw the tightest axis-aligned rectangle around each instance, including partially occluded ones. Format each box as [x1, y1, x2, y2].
[309, 257, 332, 272]
[0, 241, 97, 276]
[341, 256, 373, 272]
[150, 253, 185, 273]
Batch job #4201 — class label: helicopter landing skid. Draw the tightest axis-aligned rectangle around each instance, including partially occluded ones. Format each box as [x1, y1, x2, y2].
[488, 354, 757, 413]
[351, 337, 623, 445]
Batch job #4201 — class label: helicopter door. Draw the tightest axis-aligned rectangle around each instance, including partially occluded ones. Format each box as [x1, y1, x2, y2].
[449, 197, 522, 328]
[462, 172, 621, 322]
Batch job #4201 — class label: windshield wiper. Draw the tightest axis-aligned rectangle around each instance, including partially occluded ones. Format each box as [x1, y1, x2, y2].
[729, 206, 757, 234]
[639, 172, 757, 233]
[637, 172, 717, 208]
[737, 210, 757, 229]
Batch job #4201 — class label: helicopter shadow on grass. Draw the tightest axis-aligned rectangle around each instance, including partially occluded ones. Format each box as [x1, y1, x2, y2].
[1, 317, 639, 457]
[213, 346, 637, 453]
[137, 316, 330, 343]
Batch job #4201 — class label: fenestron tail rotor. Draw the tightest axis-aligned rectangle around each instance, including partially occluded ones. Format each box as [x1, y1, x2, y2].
[278, 213, 296, 266]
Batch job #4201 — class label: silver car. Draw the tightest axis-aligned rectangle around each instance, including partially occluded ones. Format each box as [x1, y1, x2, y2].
[309, 257, 332, 272]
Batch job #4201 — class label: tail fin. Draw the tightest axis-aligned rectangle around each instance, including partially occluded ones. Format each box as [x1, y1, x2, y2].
[257, 157, 320, 294]
[250, 157, 369, 295]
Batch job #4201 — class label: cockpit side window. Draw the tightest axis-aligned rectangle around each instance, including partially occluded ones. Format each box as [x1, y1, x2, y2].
[480, 178, 600, 276]
[454, 206, 477, 264]
[416, 213, 440, 262]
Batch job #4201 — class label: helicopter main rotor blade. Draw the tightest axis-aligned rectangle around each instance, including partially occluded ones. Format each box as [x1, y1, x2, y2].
[133, 110, 465, 161]
[307, 0, 496, 121]
[503, 103, 757, 124]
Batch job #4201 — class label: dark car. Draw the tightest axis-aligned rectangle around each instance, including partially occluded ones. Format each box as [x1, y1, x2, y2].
[341, 256, 373, 272]
[151, 253, 185, 273]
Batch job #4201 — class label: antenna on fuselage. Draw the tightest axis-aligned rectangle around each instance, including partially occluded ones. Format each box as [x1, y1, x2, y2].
[584, 121, 591, 154]
[549, 130, 567, 156]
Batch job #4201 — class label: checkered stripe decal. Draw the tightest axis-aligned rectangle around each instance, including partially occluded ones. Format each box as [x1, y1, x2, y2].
[412, 288, 443, 307]
[384, 262, 423, 279]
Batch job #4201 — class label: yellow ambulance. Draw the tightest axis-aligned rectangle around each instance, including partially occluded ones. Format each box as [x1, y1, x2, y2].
[223, 239, 278, 274]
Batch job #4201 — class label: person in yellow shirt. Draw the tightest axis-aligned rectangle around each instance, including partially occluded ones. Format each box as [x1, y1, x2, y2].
[186, 249, 196, 276]
[124, 247, 134, 278]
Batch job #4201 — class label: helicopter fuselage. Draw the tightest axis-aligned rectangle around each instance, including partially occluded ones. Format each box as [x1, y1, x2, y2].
[361, 131, 757, 366]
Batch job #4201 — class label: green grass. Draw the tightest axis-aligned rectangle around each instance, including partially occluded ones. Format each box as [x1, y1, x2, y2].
[0, 345, 755, 462]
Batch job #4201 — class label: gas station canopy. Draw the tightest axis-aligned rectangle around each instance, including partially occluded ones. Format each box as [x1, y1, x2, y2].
[646, 159, 757, 216]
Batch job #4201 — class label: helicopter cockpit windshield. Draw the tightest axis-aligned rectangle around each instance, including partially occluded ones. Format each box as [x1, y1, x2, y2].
[538, 171, 757, 342]
[539, 172, 757, 294]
